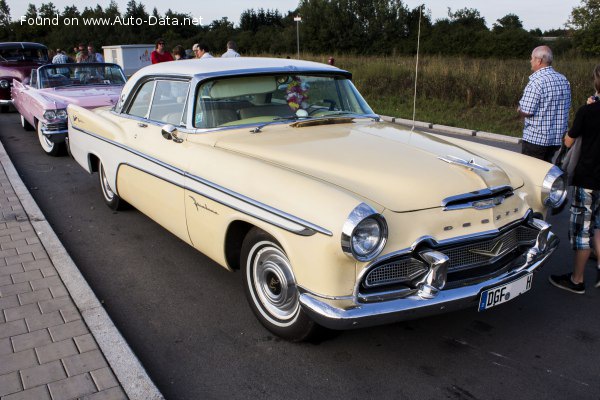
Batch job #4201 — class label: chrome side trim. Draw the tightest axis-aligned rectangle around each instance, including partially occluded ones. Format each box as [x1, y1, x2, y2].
[71, 125, 332, 237]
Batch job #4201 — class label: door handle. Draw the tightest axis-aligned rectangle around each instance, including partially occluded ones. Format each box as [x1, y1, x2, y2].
[137, 122, 147, 128]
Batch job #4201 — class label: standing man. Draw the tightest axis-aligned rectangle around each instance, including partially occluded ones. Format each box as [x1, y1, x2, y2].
[221, 41, 240, 58]
[87, 43, 104, 63]
[192, 43, 213, 59]
[518, 45, 571, 162]
[549, 65, 600, 294]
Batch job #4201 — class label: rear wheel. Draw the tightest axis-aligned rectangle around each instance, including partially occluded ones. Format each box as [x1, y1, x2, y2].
[241, 228, 321, 341]
[37, 121, 64, 156]
[98, 160, 128, 210]
[20, 115, 34, 131]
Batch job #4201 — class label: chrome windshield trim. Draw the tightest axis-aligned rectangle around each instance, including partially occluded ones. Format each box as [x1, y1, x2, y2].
[71, 125, 332, 237]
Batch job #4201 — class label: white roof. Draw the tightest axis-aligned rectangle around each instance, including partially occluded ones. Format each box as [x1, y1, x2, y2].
[133, 57, 343, 78]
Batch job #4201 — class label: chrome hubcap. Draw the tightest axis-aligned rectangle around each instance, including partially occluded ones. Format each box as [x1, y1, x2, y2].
[252, 245, 298, 321]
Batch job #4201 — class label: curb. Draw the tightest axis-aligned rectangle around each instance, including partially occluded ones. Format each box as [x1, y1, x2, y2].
[0, 140, 164, 400]
[380, 115, 523, 144]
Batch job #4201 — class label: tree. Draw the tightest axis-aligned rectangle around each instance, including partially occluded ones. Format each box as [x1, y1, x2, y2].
[492, 14, 523, 33]
[568, 0, 600, 29]
[0, 0, 11, 40]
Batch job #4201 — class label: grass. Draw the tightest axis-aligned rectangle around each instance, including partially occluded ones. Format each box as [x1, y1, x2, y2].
[303, 54, 597, 137]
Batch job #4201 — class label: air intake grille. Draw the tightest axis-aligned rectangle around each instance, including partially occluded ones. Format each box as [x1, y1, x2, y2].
[364, 258, 427, 288]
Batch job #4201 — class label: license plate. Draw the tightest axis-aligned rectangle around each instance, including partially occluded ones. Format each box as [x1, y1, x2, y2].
[478, 273, 533, 311]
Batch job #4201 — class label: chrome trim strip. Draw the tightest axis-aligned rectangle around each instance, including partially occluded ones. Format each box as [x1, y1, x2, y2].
[0, 99, 13, 105]
[41, 129, 68, 135]
[71, 125, 332, 237]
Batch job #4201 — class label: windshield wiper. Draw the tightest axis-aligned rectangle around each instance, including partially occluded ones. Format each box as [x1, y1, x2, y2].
[323, 111, 380, 121]
[250, 115, 312, 133]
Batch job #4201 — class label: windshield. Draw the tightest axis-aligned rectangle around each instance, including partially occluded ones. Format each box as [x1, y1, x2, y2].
[38, 64, 126, 89]
[193, 74, 374, 129]
[0, 46, 48, 62]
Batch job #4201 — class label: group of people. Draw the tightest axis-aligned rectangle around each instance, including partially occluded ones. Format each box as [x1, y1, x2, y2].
[517, 45, 599, 295]
[49, 43, 104, 65]
[150, 39, 240, 64]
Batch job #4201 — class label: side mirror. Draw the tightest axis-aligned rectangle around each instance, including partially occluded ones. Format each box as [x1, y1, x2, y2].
[161, 124, 183, 143]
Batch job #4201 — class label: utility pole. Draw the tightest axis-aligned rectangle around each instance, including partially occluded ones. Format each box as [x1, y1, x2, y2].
[294, 16, 302, 59]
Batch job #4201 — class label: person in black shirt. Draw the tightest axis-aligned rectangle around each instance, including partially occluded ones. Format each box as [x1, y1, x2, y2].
[549, 65, 600, 294]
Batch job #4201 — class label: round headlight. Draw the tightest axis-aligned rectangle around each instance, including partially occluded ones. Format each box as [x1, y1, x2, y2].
[542, 165, 567, 208]
[341, 203, 388, 262]
[0, 80, 9, 89]
[56, 109, 68, 119]
[43, 110, 57, 120]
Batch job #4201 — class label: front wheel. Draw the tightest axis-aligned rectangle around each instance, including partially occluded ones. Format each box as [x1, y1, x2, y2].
[37, 121, 64, 156]
[98, 160, 128, 211]
[241, 228, 321, 341]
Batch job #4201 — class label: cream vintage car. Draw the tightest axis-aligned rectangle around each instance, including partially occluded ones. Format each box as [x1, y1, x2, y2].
[67, 58, 565, 341]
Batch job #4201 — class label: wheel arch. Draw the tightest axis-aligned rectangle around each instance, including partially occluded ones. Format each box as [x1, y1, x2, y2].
[224, 220, 254, 270]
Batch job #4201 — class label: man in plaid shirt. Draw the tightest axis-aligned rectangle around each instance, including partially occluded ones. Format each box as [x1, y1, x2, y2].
[518, 46, 571, 162]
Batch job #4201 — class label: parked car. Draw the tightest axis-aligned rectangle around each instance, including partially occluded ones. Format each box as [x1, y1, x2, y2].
[12, 62, 126, 156]
[67, 58, 565, 341]
[0, 42, 49, 112]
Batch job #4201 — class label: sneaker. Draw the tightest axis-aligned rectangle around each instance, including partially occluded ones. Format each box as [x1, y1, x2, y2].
[548, 273, 585, 294]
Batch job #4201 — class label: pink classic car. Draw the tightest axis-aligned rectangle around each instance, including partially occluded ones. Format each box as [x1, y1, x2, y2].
[12, 62, 126, 155]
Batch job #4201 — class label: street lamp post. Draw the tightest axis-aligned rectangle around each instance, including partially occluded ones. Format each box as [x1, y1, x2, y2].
[294, 16, 302, 59]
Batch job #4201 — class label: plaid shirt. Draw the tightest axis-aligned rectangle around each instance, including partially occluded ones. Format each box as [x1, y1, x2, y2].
[519, 66, 571, 146]
[52, 53, 69, 64]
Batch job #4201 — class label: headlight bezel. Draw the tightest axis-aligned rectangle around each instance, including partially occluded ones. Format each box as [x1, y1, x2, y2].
[341, 203, 388, 262]
[541, 165, 567, 208]
[43, 108, 68, 121]
[0, 80, 9, 89]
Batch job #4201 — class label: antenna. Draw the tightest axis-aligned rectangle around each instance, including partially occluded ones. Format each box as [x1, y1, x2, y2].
[412, 4, 423, 131]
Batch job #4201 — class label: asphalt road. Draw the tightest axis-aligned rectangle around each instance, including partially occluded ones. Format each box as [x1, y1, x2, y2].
[1, 111, 599, 400]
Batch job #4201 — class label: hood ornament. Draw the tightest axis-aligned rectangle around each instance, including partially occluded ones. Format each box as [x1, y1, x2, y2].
[438, 155, 490, 172]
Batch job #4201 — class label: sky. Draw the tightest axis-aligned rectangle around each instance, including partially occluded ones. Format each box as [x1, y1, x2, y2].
[11, 0, 581, 32]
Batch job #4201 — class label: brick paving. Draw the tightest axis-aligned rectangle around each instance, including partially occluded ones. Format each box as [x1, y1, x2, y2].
[0, 163, 127, 400]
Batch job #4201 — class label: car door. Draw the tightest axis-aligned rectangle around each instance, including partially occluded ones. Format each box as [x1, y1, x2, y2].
[116, 78, 193, 244]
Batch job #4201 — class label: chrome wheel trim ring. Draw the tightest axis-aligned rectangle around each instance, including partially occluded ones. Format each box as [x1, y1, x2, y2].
[20, 115, 26, 128]
[99, 163, 115, 202]
[37, 123, 55, 153]
[248, 241, 299, 326]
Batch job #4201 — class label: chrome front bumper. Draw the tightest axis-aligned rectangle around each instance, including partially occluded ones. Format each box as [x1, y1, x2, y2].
[0, 99, 12, 105]
[299, 221, 559, 330]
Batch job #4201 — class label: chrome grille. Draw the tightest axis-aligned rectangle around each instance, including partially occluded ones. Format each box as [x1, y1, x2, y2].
[444, 226, 535, 273]
[44, 122, 67, 132]
[365, 258, 427, 288]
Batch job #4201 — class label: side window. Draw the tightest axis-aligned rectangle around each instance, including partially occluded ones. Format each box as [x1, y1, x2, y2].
[30, 70, 37, 88]
[127, 81, 155, 118]
[148, 80, 190, 125]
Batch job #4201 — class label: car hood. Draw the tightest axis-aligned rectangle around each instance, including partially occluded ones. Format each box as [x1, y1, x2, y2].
[213, 120, 523, 212]
[39, 86, 122, 109]
[1, 63, 44, 80]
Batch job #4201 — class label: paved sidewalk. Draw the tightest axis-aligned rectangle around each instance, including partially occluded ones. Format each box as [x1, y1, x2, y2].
[0, 138, 162, 399]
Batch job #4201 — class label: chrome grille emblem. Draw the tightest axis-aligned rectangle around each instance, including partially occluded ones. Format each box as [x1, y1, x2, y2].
[469, 241, 505, 258]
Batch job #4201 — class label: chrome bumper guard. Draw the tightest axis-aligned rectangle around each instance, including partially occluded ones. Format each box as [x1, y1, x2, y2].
[299, 218, 558, 330]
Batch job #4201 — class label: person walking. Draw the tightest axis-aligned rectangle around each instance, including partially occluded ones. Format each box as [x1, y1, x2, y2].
[221, 41, 240, 58]
[517, 45, 571, 162]
[151, 38, 174, 64]
[549, 65, 600, 294]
